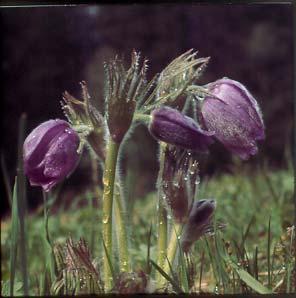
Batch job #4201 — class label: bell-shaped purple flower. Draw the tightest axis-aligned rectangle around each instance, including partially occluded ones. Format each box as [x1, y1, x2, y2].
[181, 199, 216, 253]
[149, 106, 214, 151]
[201, 78, 265, 159]
[23, 119, 80, 192]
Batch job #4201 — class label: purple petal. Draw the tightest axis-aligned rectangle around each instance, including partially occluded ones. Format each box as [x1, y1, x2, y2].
[206, 78, 264, 133]
[201, 78, 265, 159]
[149, 107, 214, 151]
[23, 119, 69, 168]
[23, 119, 80, 192]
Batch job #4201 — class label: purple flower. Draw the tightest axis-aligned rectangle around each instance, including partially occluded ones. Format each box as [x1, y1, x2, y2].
[181, 199, 216, 253]
[149, 106, 214, 151]
[23, 119, 80, 192]
[201, 78, 265, 159]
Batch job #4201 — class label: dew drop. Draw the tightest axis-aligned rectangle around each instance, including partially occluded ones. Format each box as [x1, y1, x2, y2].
[103, 176, 109, 186]
[102, 216, 109, 224]
[173, 181, 179, 188]
[214, 285, 219, 294]
[195, 180, 200, 185]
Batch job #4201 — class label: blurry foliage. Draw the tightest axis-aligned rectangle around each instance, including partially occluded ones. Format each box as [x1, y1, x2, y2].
[1, 164, 294, 294]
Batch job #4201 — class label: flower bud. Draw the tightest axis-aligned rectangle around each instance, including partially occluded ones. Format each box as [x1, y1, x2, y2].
[181, 199, 216, 252]
[105, 51, 148, 143]
[149, 107, 214, 151]
[161, 145, 199, 223]
[62, 81, 106, 160]
[200, 78, 265, 159]
[23, 119, 80, 192]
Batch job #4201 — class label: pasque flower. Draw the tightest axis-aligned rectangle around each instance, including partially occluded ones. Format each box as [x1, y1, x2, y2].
[149, 106, 214, 151]
[181, 199, 216, 252]
[23, 119, 80, 192]
[200, 78, 265, 159]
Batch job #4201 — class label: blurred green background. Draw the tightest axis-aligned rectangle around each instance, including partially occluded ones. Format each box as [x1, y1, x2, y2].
[0, 4, 294, 215]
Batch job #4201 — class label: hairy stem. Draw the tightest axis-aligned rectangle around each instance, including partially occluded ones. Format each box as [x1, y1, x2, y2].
[133, 113, 152, 123]
[156, 143, 168, 287]
[163, 222, 183, 275]
[114, 184, 130, 272]
[102, 138, 120, 291]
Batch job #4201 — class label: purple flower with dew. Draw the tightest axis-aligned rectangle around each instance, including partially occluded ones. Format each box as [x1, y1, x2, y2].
[149, 106, 214, 151]
[201, 78, 265, 160]
[23, 119, 80, 192]
[181, 199, 216, 253]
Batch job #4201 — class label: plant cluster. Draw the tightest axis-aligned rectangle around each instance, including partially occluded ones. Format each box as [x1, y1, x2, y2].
[17, 49, 275, 294]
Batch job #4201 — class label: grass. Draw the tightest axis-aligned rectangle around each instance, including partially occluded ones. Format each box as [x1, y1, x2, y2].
[1, 161, 295, 295]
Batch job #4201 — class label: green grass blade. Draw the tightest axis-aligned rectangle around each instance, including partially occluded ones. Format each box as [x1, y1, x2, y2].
[241, 215, 255, 251]
[253, 246, 258, 280]
[199, 250, 205, 292]
[177, 234, 189, 292]
[165, 255, 180, 289]
[150, 259, 183, 293]
[223, 255, 272, 294]
[234, 265, 272, 294]
[102, 239, 115, 283]
[9, 177, 19, 296]
[1, 153, 12, 208]
[146, 223, 153, 275]
[16, 113, 29, 295]
[267, 216, 271, 288]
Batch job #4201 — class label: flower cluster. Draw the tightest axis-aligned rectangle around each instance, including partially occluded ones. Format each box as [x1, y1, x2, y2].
[22, 49, 265, 294]
[149, 78, 265, 160]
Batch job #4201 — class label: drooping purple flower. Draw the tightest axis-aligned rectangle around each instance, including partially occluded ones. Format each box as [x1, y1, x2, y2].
[149, 106, 214, 151]
[200, 78, 265, 159]
[181, 199, 216, 253]
[23, 119, 80, 192]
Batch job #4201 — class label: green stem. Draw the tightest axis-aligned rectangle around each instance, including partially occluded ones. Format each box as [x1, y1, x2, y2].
[102, 138, 120, 291]
[133, 113, 152, 123]
[163, 223, 183, 276]
[114, 184, 130, 272]
[156, 143, 168, 287]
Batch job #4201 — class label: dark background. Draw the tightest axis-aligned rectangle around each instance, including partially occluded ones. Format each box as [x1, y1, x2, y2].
[0, 4, 294, 215]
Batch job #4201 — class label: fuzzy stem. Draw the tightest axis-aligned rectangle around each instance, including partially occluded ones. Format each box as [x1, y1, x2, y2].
[163, 222, 183, 276]
[156, 143, 168, 287]
[133, 113, 152, 123]
[114, 185, 130, 273]
[102, 138, 120, 291]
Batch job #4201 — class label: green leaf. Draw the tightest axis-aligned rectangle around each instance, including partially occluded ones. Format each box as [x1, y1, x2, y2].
[10, 177, 19, 297]
[224, 256, 272, 294]
[150, 259, 183, 293]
